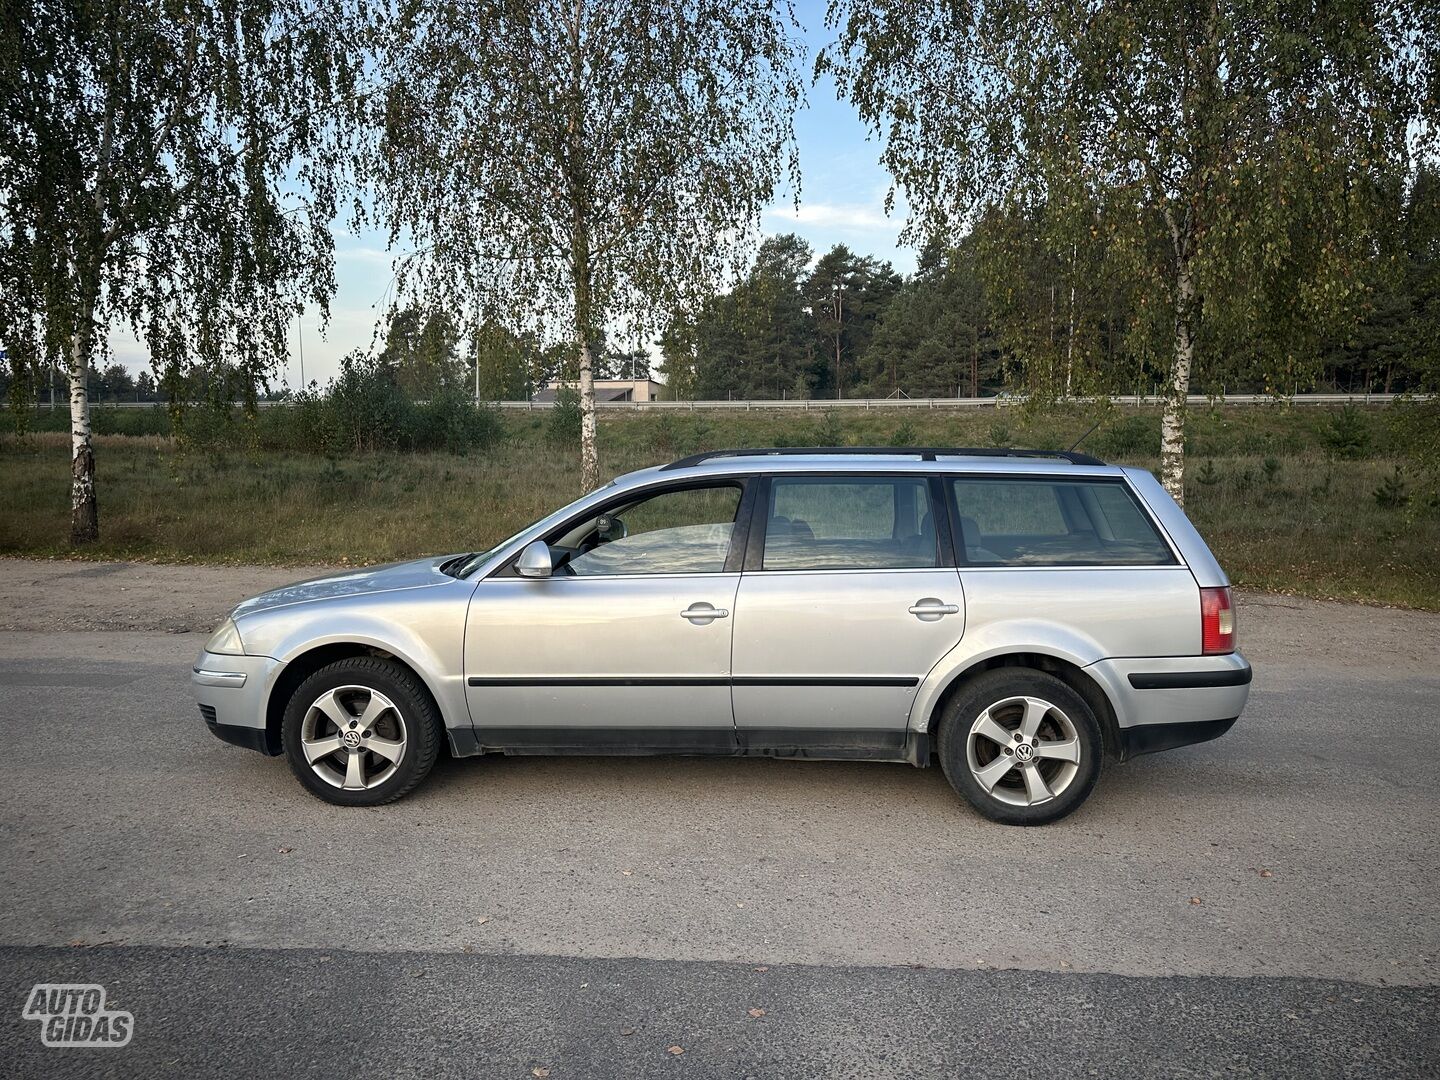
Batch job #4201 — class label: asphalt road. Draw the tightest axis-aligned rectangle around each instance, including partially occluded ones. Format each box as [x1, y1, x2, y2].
[1, 562, 1437, 1078]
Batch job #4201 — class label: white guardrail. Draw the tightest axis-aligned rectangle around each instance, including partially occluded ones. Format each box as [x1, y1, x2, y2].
[12, 392, 1415, 410]
[493, 392, 1410, 410]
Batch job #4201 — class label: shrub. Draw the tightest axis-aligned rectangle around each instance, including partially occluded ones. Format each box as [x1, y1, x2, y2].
[272, 385, 333, 452]
[1373, 466, 1411, 510]
[647, 414, 711, 458]
[1321, 406, 1372, 459]
[171, 402, 237, 451]
[1093, 413, 1155, 458]
[90, 406, 171, 437]
[327, 352, 412, 453]
[1389, 397, 1440, 503]
[815, 409, 845, 446]
[771, 427, 803, 447]
[409, 388, 502, 454]
[546, 384, 582, 447]
[651, 413, 679, 454]
[887, 420, 918, 447]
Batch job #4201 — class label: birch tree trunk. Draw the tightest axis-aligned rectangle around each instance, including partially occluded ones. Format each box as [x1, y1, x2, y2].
[1161, 251, 1196, 506]
[565, 0, 600, 493]
[68, 304, 99, 544]
[69, 106, 113, 546]
[577, 334, 599, 491]
[571, 246, 600, 491]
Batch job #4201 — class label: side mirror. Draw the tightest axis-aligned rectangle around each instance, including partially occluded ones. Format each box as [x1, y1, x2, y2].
[516, 540, 553, 579]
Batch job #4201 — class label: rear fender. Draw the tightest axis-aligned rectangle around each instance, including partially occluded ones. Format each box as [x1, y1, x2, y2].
[908, 618, 1113, 733]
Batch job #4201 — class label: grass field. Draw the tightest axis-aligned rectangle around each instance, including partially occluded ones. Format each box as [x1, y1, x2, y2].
[2, 404, 1436, 608]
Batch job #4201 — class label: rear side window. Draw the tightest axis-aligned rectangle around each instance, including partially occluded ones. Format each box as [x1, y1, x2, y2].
[952, 478, 1174, 567]
[764, 477, 938, 570]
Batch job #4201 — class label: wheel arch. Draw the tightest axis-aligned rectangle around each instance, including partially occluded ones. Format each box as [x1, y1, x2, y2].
[264, 642, 450, 757]
[920, 652, 1123, 763]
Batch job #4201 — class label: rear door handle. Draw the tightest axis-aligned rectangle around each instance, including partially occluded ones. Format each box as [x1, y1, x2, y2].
[908, 600, 959, 620]
[681, 604, 729, 622]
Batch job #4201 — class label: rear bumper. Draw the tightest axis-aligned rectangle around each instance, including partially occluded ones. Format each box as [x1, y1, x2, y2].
[192, 650, 282, 756]
[1119, 716, 1237, 759]
[1085, 653, 1251, 762]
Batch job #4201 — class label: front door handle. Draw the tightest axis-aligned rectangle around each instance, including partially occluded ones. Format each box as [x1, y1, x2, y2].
[908, 599, 960, 621]
[681, 603, 729, 622]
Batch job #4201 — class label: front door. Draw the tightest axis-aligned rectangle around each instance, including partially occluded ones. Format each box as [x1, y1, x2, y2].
[730, 474, 965, 754]
[463, 481, 746, 751]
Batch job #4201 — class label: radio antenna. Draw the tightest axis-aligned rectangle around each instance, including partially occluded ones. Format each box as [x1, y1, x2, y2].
[1068, 419, 1103, 453]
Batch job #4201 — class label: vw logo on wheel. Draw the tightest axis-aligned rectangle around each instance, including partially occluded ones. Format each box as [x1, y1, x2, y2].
[342, 729, 362, 748]
[1014, 742, 1034, 762]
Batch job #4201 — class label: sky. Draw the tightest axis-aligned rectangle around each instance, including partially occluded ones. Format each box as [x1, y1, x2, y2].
[110, 0, 914, 388]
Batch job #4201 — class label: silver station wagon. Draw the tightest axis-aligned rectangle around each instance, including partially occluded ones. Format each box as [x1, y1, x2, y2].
[193, 447, 1251, 825]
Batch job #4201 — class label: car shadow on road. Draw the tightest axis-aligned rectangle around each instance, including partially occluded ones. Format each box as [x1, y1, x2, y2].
[414, 742, 1271, 832]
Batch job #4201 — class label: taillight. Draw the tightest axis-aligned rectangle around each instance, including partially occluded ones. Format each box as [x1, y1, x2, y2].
[1200, 586, 1236, 654]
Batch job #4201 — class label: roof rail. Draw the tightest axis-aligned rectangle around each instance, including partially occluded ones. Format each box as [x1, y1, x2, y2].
[658, 446, 1107, 471]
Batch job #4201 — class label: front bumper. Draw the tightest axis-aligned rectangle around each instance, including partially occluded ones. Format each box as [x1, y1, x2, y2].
[1085, 652, 1252, 761]
[191, 650, 283, 756]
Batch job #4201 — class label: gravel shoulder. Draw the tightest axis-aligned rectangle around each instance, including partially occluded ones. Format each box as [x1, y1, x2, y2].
[0, 558, 337, 633]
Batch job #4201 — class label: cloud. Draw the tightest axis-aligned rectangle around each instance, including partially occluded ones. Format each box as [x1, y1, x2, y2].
[762, 201, 896, 231]
[759, 195, 917, 273]
[335, 244, 399, 267]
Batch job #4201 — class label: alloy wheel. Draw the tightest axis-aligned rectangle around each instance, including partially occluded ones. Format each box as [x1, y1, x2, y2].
[965, 695, 1082, 807]
[300, 685, 408, 791]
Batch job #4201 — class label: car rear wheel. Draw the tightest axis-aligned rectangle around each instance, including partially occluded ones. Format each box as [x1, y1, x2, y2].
[937, 669, 1103, 826]
[282, 657, 442, 806]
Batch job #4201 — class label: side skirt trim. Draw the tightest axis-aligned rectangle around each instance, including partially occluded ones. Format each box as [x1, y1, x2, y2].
[449, 726, 916, 762]
[467, 677, 728, 688]
[467, 676, 920, 688]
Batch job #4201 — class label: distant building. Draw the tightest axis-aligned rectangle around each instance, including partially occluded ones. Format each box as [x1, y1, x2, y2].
[530, 378, 665, 403]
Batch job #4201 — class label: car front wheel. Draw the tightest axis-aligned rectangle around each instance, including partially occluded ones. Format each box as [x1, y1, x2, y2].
[282, 657, 442, 806]
[937, 669, 1103, 826]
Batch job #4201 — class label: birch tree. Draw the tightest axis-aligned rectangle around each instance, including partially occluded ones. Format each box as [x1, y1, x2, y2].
[0, 0, 368, 542]
[370, 0, 803, 490]
[821, 0, 1435, 501]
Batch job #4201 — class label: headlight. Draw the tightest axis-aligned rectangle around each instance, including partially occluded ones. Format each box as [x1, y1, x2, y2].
[205, 617, 245, 656]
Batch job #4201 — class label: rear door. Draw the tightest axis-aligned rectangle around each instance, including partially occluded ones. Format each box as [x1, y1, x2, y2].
[730, 473, 965, 755]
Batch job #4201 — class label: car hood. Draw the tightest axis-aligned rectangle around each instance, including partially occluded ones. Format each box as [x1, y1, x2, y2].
[232, 556, 462, 619]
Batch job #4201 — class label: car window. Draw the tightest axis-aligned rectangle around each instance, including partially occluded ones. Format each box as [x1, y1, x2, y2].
[566, 485, 741, 576]
[952, 478, 1174, 566]
[763, 477, 938, 570]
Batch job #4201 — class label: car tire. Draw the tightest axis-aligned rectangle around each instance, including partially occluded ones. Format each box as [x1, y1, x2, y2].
[937, 668, 1103, 826]
[281, 657, 443, 807]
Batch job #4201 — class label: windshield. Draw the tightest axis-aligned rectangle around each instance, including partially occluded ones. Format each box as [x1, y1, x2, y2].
[451, 526, 536, 579]
[452, 480, 618, 578]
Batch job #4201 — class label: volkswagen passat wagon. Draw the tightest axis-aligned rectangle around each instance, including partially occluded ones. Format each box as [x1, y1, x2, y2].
[193, 447, 1251, 825]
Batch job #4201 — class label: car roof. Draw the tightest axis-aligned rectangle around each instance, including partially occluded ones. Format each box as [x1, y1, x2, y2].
[612, 448, 1125, 488]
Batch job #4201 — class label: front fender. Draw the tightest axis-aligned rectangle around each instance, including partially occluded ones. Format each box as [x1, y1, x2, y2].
[236, 586, 473, 733]
[906, 618, 1112, 733]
